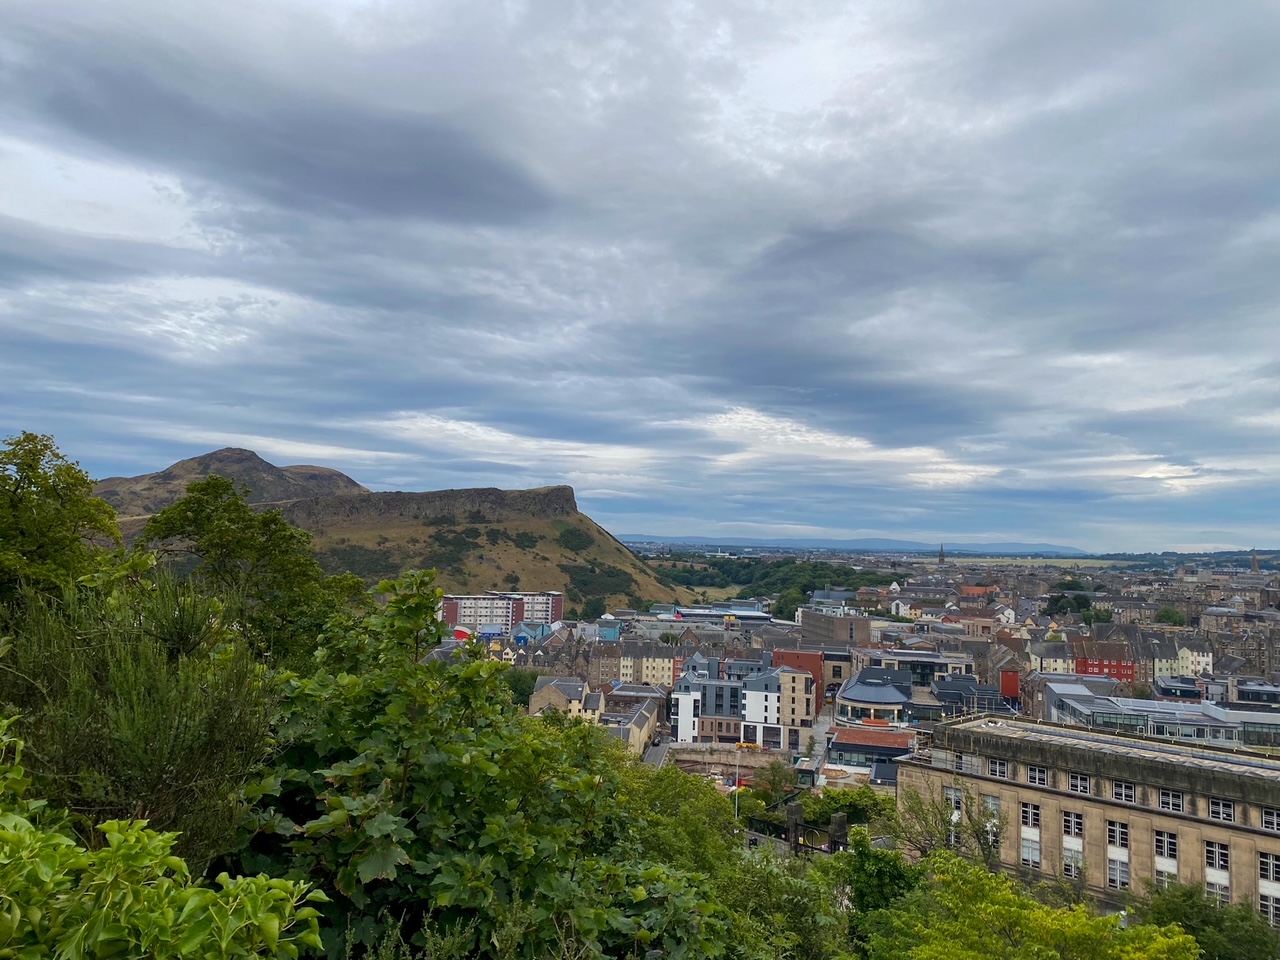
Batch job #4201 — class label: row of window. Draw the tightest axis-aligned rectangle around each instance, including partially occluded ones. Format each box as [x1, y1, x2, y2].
[965, 753, 1273, 828]
[1019, 817, 1280, 883]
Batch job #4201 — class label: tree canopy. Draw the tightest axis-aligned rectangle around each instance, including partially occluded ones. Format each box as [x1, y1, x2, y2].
[0, 431, 120, 604]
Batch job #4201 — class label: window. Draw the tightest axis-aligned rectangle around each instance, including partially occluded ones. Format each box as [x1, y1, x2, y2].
[1155, 831, 1178, 860]
[1027, 765, 1048, 786]
[1206, 882, 1231, 907]
[1068, 772, 1090, 794]
[944, 786, 962, 812]
[1261, 895, 1280, 929]
[1112, 780, 1136, 803]
[988, 758, 1008, 779]
[1107, 820, 1129, 849]
[952, 751, 965, 772]
[1021, 837, 1041, 869]
[832, 665, 842, 678]
[1159, 789, 1184, 813]
[1107, 858, 1130, 890]
[1260, 852, 1280, 883]
[1206, 841, 1230, 871]
[1209, 797, 1236, 823]
[1063, 848, 1083, 879]
[1021, 803, 1041, 828]
[1263, 807, 1280, 833]
[1156, 869, 1177, 889]
[1063, 812, 1084, 837]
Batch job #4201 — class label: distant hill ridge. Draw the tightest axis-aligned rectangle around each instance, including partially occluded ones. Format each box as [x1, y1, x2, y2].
[94, 449, 685, 606]
[619, 534, 1089, 556]
[95, 447, 369, 516]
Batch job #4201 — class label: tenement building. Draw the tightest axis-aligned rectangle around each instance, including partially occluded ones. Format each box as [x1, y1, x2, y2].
[897, 716, 1280, 922]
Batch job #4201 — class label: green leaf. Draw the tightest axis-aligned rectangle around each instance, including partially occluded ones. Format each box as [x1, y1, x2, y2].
[355, 842, 408, 883]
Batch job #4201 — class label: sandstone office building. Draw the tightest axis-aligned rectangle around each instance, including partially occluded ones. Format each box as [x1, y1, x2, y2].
[898, 716, 1280, 923]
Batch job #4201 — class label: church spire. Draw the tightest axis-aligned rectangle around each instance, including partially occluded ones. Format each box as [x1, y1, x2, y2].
[1252, 548, 1261, 574]
[939, 543, 946, 565]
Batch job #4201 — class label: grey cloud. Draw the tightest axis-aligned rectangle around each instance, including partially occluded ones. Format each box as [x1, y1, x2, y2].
[3, 0, 1280, 550]
[2, 24, 554, 224]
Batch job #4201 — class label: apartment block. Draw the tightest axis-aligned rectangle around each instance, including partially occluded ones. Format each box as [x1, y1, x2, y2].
[898, 716, 1280, 920]
[441, 591, 565, 632]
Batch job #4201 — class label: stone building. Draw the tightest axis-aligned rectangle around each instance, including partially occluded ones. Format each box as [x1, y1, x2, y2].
[898, 715, 1280, 920]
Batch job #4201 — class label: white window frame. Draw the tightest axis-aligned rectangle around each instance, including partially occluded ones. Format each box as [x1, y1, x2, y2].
[1107, 858, 1130, 890]
[1068, 772, 1090, 794]
[1159, 789, 1184, 813]
[1063, 848, 1083, 879]
[1026, 765, 1047, 786]
[1020, 837, 1041, 869]
[1262, 807, 1280, 833]
[1155, 830, 1178, 860]
[988, 758, 1008, 779]
[1107, 820, 1129, 849]
[1021, 802, 1041, 828]
[1260, 852, 1280, 883]
[1209, 797, 1236, 823]
[1206, 841, 1230, 871]
[1112, 780, 1135, 803]
[1063, 811, 1084, 837]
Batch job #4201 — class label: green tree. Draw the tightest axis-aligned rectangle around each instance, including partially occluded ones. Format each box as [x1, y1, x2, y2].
[0, 573, 274, 871]
[802, 785, 895, 828]
[496, 667, 541, 707]
[618, 763, 737, 877]
[0, 718, 326, 959]
[1155, 606, 1188, 627]
[0, 432, 120, 604]
[142, 475, 361, 663]
[581, 595, 607, 619]
[774, 586, 806, 621]
[555, 526, 596, 553]
[755, 757, 799, 805]
[810, 828, 921, 951]
[892, 782, 1005, 870]
[865, 853, 1199, 960]
[712, 849, 845, 960]
[245, 571, 726, 959]
[1131, 881, 1279, 960]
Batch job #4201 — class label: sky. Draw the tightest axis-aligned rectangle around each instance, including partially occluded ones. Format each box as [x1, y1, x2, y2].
[3, 1, 1280, 553]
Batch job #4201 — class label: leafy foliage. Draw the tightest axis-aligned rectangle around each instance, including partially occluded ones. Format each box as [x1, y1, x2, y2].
[865, 853, 1199, 960]
[246, 571, 725, 959]
[1131, 881, 1279, 960]
[618, 764, 737, 877]
[0, 573, 274, 871]
[1155, 606, 1188, 626]
[512, 532, 541, 550]
[496, 667, 542, 707]
[801, 786, 895, 828]
[892, 782, 1005, 870]
[143, 476, 362, 664]
[0, 432, 120, 605]
[557, 563, 635, 597]
[0, 718, 326, 960]
[554, 527, 596, 553]
[809, 829, 921, 950]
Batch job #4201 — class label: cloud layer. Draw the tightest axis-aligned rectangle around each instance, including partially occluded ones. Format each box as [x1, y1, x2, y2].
[3, 0, 1279, 551]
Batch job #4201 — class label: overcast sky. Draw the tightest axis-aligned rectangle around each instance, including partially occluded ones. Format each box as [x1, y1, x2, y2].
[3, 1, 1279, 552]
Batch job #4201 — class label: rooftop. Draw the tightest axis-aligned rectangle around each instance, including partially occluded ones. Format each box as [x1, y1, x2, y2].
[939, 716, 1280, 785]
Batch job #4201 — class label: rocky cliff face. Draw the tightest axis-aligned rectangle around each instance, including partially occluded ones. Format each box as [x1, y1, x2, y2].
[280, 486, 579, 527]
[94, 447, 369, 515]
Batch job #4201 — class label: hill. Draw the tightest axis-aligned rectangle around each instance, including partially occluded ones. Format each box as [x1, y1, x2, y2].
[95, 447, 369, 516]
[619, 534, 1089, 556]
[94, 450, 687, 609]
